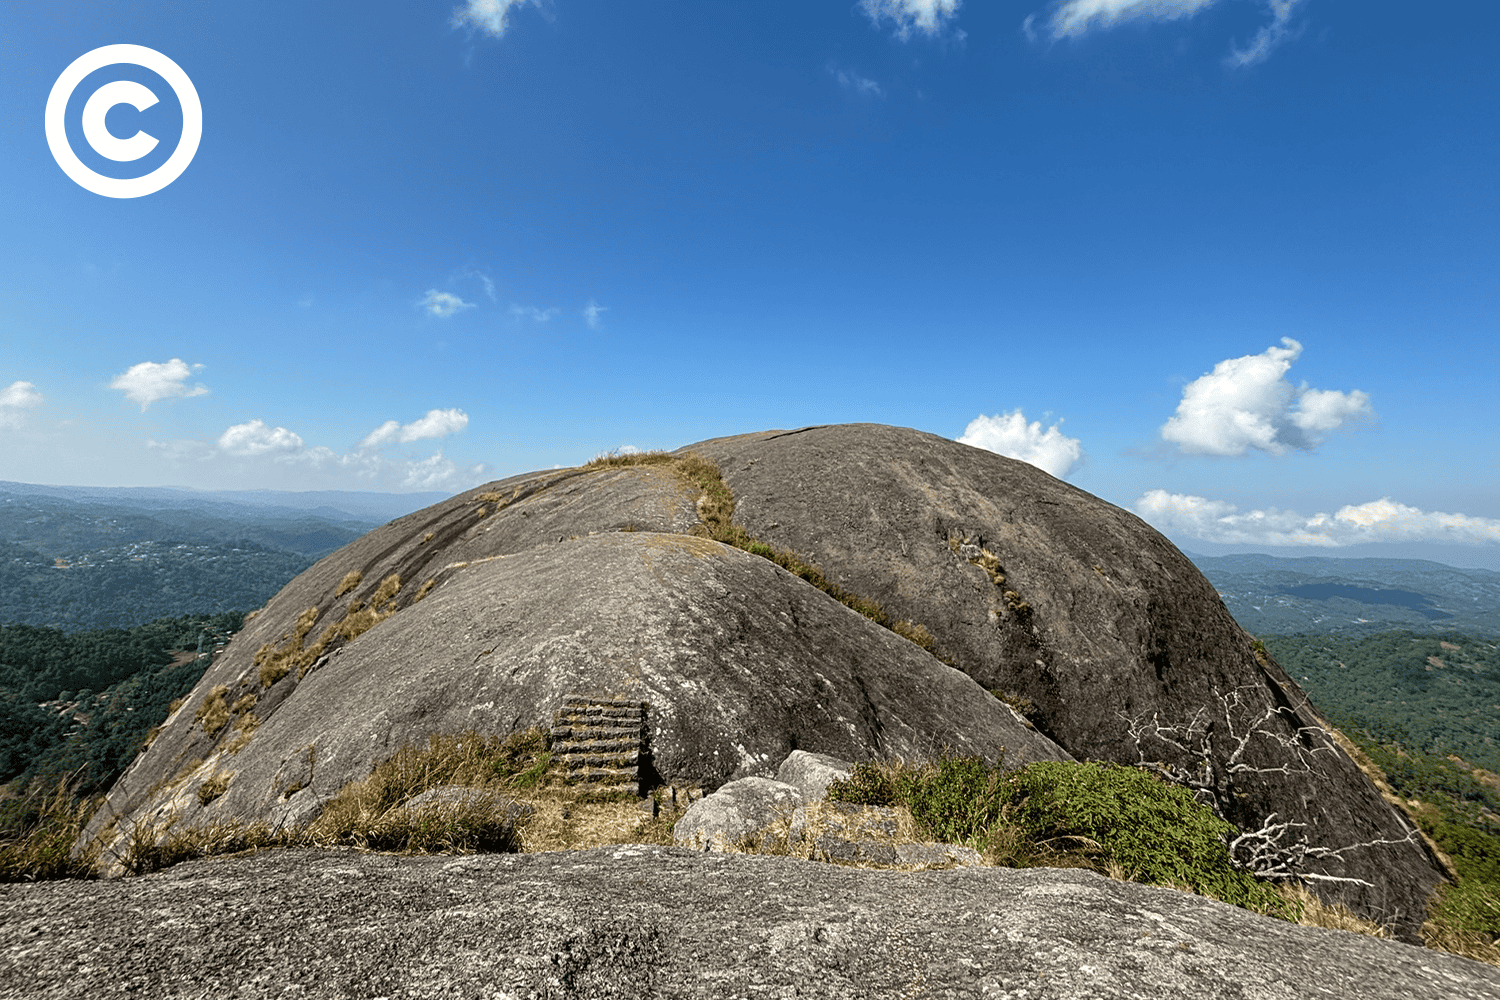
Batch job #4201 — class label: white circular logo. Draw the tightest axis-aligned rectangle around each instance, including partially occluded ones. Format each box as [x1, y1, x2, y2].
[45, 44, 202, 199]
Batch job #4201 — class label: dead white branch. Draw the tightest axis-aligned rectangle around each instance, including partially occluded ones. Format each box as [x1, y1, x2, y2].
[1118, 687, 1413, 886]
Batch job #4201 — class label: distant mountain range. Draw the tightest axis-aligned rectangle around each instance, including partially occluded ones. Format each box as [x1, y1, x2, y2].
[3, 479, 1495, 639]
[1186, 552, 1500, 638]
[0, 482, 451, 632]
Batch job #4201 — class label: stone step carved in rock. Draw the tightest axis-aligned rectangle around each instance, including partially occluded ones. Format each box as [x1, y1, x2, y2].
[550, 694, 647, 796]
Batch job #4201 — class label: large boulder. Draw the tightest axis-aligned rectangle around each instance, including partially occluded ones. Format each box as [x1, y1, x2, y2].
[81, 459, 1068, 866]
[681, 424, 1450, 939]
[78, 422, 1446, 940]
[672, 776, 803, 851]
[4, 847, 1496, 999]
[776, 749, 855, 800]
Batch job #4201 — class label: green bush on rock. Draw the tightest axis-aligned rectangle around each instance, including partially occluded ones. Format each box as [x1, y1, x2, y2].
[829, 756, 1296, 919]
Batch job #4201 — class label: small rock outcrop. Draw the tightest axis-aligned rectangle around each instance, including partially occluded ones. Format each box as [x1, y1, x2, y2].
[673, 775, 804, 851]
[675, 750, 984, 867]
[3, 847, 1496, 1000]
[776, 749, 854, 800]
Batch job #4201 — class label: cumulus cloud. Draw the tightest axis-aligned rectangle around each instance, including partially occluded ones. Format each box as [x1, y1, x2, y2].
[1160, 338, 1373, 457]
[1136, 490, 1500, 548]
[450, 0, 539, 39]
[420, 290, 475, 318]
[180, 417, 487, 491]
[0, 381, 43, 429]
[217, 420, 305, 457]
[583, 300, 608, 331]
[859, 0, 963, 40]
[510, 304, 560, 323]
[109, 359, 209, 411]
[958, 410, 1085, 479]
[358, 408, 470, 450]
[827, 62, 885, 97]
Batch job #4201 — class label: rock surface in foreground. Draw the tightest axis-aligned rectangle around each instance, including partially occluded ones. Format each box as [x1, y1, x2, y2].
[2, 847, 1495, 1000]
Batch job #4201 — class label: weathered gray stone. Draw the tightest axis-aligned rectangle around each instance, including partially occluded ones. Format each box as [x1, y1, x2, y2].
[673, 776, 803, 851]
[776, 749, 855, 800]
[681, 423, 1450, 939]
[895, 841, 985, 866]
[2, 847, 1495, 1000]
[400, 784, 491, 812]
[813, 834, 897, 864]
[83, 520, 1069, 869]
[76, 423, 1449, 940]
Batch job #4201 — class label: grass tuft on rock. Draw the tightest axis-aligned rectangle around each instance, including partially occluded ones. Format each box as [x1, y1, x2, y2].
[0, 775, 100, 882]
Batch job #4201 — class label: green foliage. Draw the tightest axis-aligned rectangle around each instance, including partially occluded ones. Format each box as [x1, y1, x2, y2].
[0, 614, 231, 800]
[829, 756, 1294, 918]
[1008, 762, 1289, 915]
[0, 611, 239, 703]
[1262, 631, 1500, 773]
[0, 537, 317, 633]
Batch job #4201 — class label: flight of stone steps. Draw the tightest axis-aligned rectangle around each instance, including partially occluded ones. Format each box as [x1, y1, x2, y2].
[550, 694, 647, 795]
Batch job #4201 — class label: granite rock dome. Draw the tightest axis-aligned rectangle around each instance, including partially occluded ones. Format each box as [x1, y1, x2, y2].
[79, 424, 1446, 940]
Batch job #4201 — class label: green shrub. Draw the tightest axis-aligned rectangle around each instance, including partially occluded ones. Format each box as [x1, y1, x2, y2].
[830, 756, 1295, 918]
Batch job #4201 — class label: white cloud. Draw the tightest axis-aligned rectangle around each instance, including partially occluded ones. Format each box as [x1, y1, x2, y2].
[1043, 0, 1215, 39]
[153, 419, 487, 492]
[827, 62, 885, 97]
[420, 289, 476, 318]
[400, 451, 481, 490]
[510, 304, 560, 323]
[450, 0, 538, 40]
[109, 359, 209, 411]
[218, 420, 305, 457]
[0, 381, 43, 429]
[1227, 0, 1303, 68]
[358, 408, 470, 450]
[958, 410, 1085, 479]
[583, 300, 608, 331]
[859, 0, 963, 40]
[1136, 490, 1500, 548]
[1034, 0, 1303, 65]
[1160, 338, 1373, 457]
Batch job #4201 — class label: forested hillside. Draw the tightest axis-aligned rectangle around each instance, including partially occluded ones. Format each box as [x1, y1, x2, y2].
[0, 486, 395, 631]
[1264, 632, 1500, 772]
[0, 614, 240, 798]
[1191, 554, 1500, 638]
[0, 539, 313, 632]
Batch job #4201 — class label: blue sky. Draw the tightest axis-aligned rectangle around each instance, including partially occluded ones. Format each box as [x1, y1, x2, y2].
[2, 0, 1497, 568]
